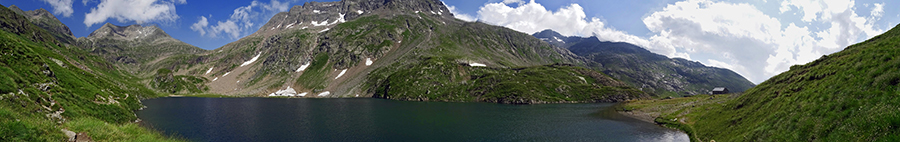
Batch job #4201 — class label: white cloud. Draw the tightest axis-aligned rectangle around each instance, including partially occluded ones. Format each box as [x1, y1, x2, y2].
[472, 0, 889, 83]
[475, 0, 672, 58]
[40, 0, 74, 17]
[190, 16, 209, 36]
[871, 3, 884, 17]
[191, 0, 290, 39]
[83, 0, 183, 27]
[447, 5, 476, 22]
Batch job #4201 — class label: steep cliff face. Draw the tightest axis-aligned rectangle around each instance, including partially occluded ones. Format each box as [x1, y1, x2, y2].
[534, 30, 755, 96]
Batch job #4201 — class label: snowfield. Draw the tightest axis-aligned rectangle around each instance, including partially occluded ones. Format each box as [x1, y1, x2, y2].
[469, 63, 486, 67]
[319, 28, 330, 33]
[222, 72, 231, 77]
[356, 10, 364, 14]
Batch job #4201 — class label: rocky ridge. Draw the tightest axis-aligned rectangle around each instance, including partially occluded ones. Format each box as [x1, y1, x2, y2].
[534, 30, 755, 96]
[7, 5, 73, 43]
[177, 0, 586, 98]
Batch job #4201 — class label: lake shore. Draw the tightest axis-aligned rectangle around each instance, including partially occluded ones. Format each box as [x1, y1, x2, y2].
[616, 109, 659, 124]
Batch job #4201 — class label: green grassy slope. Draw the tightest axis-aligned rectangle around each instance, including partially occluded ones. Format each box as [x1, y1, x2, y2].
[0, 5, 178, 141]
[370, 57, 648, 104]
[684, 24, 900, 141]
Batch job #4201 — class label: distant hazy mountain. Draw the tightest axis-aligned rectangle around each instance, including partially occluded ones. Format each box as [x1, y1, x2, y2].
[534, 30, 755, 96]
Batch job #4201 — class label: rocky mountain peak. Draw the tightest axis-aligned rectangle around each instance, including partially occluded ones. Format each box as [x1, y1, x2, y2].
[89, 23, 170, 41]
[8, 5, 73, 39]
[533, 29, 564, 39]
[532, 29, 569, 47]
[8, 5, 25, 15]
[258, 0, 452, 34]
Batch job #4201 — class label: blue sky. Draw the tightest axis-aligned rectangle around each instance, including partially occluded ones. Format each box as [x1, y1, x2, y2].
[1, 0, 898, 83]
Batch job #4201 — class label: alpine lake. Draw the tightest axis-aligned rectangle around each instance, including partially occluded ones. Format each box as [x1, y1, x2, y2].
[136, 97, 688, 141]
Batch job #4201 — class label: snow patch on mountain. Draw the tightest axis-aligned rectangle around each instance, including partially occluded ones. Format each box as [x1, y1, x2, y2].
[334, 13, 347, 24]
[469, 63, 486, 67]
[318, 91, 330, 96]
[296, 62, 310, 72]
[205, 67, 213, 75]
[285, 22, 296, 29]
[240, 52, 262, 67]
[335, 69, 347, 79]
[312, 21, 328, 26]
[268, 86, 298, 97]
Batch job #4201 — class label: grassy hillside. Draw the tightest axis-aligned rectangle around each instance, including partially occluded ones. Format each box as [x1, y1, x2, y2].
[370, 57, 648, 104]
[0, 5, 178, 141]
[631, 24, 900, 141]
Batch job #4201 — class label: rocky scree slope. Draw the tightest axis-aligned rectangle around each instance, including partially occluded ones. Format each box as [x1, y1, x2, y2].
[534, 30, 755, 96]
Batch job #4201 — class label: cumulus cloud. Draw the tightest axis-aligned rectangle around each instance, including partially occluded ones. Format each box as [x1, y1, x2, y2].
[190, 16, 209, 36]
[447, 5, 476, 22]
[473, 0, 889, 83]
[190, 0, 290, 39]
[40, 0, 74, 17]
[84, 0, 184, 27]
[475, 0, 674, 58]
[871, 3, 884, 17]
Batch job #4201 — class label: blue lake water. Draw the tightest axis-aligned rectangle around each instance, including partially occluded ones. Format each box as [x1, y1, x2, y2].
[136, 97, 688, 141]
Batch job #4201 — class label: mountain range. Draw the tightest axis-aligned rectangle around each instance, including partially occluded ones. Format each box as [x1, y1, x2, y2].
[57, 1, 752, 99]
[533, 30, 755, 96]
[0, 0, 757, 106]
[0, 0, 765, 140]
